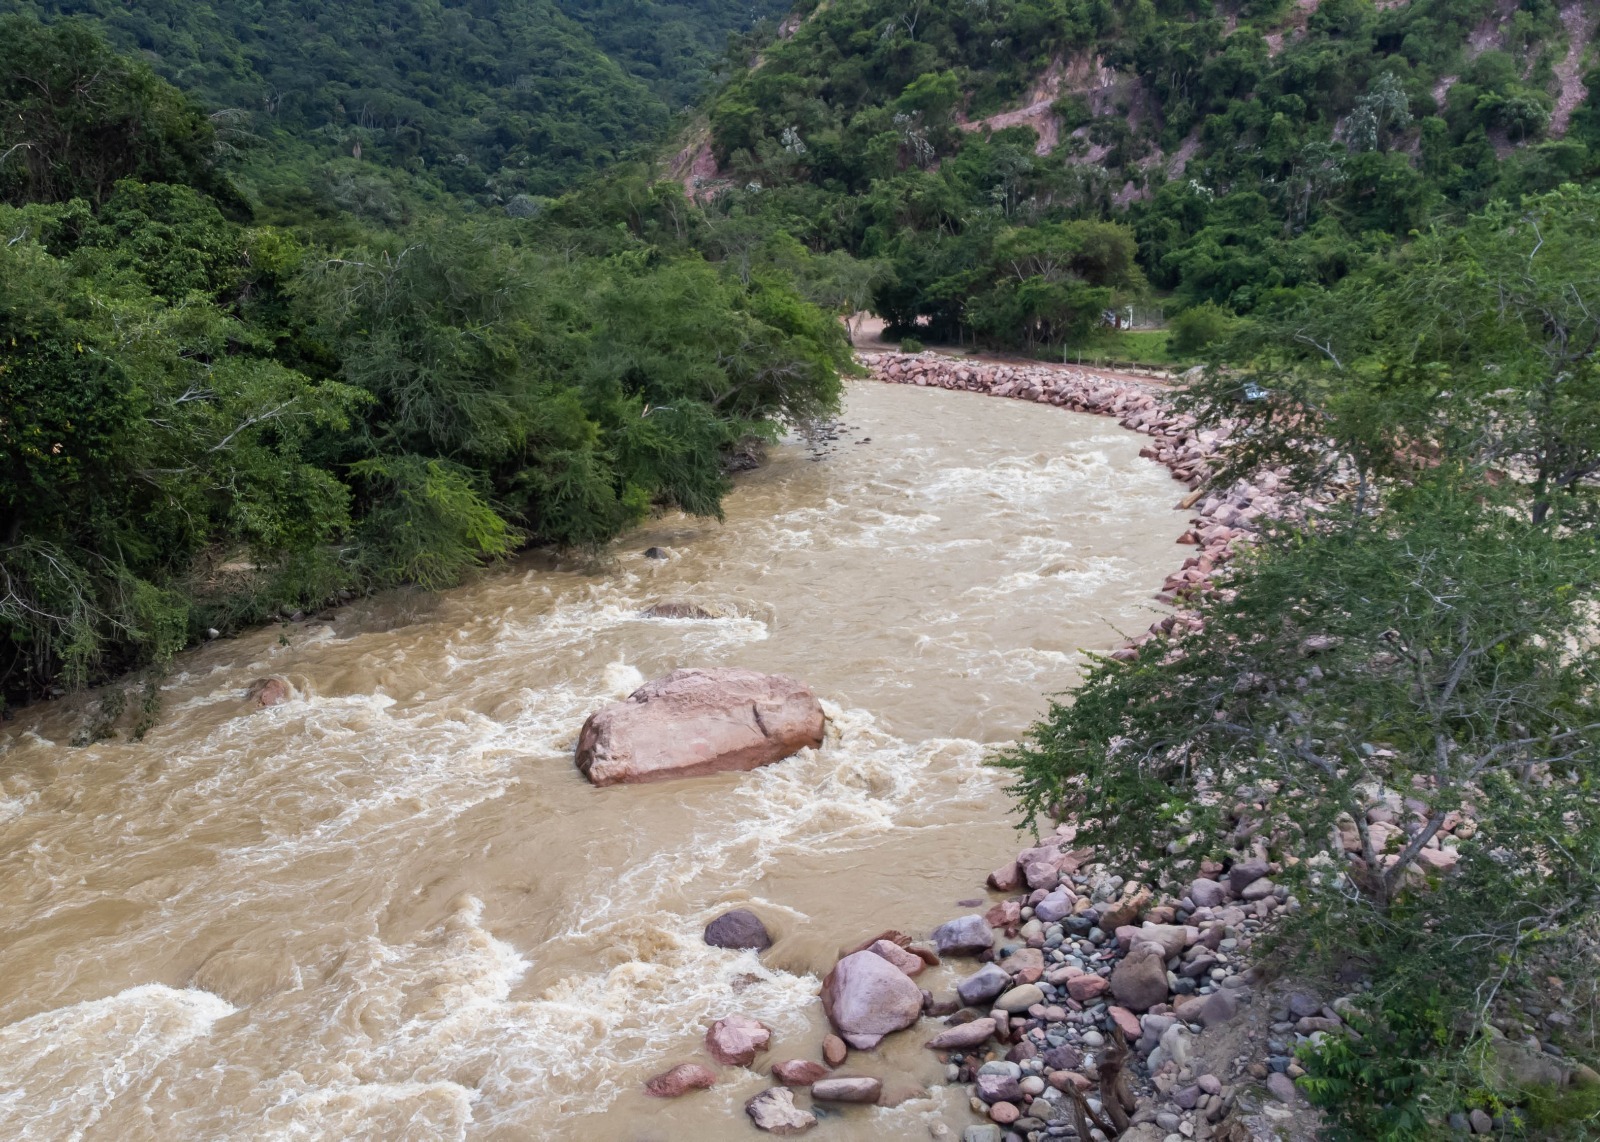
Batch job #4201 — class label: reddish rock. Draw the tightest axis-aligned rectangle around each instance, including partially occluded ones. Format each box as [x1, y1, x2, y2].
[987, 861, 1023, 892]
[644, 1063, 716, 1097]
[575, 668, 824, 786]
[706, 1015, 772, 1067]
[1097, 887, 1152, 930]
[772, 1059, 831, 1086]
[1107, 1005, 1142, 1039]
[245, 677, 291, 707]
[1049, 1070, 1093, 1092]
[821, 950, 925, 1049]
[868, 939, 925, 977]
[1066, 973, 1110, 1002]
[989, 1101, 1021, 1125]
[985, 900, 1022, 928]
[822, 1034, 848, 1066]
[811, 1076, 882, 1103]
[924, 1018, 998, 1050]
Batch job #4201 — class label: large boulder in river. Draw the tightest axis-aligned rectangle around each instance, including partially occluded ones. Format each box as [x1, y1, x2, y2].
[821, 950, 925, 1049]
[575, 668, 825, 786]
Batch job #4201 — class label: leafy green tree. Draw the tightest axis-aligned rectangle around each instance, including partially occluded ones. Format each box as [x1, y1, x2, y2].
[0, 15, 235, 208]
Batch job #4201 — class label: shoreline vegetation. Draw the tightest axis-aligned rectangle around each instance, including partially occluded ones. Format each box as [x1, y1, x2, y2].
[5, 0, 1600, 1137]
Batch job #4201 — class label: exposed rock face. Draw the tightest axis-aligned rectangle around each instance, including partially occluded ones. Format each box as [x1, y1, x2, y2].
[704, 908, 772, 950]
[643, 1063, 716, 1097]
[575, 668, 825, 786]
[745, 1087, 816, 1134]
[706, 1014, 772, 1066]
[820, 950, 925, 1049]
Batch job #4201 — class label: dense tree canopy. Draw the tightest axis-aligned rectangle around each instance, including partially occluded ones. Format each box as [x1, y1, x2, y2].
[0, 16, 851, 704]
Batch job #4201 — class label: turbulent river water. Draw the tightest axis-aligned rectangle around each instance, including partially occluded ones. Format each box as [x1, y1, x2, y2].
[0, 380, 1184, 1141]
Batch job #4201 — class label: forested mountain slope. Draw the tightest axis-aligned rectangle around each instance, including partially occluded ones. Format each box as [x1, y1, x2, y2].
[0, 0, 783, 198]
[0, 15, 852, 705]
[690, 0, 1599, 343]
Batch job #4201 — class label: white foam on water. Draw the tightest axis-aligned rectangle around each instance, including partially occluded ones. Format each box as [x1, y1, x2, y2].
[209, 703, 1000, 1134]
[0, 984, 235, 1141]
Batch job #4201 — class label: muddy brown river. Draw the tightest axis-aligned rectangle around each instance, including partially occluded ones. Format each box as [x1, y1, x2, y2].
[0, 380, 1181, 1140]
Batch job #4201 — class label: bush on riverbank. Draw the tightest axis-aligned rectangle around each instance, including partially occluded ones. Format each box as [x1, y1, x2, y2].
[1000, 188, 1600, 1136]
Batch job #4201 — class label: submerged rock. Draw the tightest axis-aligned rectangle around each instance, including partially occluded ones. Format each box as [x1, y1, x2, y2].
[643, 1063, 715, 1097]
[245, 677, 291, 707]
[575, 668, 825, 786]
[642, 600, 724, 619]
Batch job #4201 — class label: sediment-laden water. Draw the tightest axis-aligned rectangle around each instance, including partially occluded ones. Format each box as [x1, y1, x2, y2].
[0, 380, 1181, 1140]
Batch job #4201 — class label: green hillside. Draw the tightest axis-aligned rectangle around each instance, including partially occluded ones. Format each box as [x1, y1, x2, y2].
[694, 0, 1598, 345]
[0, 0, 783, 198]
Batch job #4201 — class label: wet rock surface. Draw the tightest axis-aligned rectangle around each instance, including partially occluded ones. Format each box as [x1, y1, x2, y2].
[575, 667, 824, 786]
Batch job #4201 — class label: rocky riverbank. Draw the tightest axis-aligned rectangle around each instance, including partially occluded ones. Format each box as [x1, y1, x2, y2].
[625, 350, 1347, 1140]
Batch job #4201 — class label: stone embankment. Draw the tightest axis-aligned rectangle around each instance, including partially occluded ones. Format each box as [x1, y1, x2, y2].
[862, 350, 1309, 661]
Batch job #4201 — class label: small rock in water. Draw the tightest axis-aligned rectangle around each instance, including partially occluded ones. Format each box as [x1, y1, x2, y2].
[644, 546, 669, 559]
[745, 1086, 817, 1134]
[706, 1014, 772, 1067]
[643, 1063, 716, 1097]
[644, 600, 722, 619]
[772, 1059, 831, 1086]
[822, 1034, 848, 1066]
[811, 1076, 882, 1103]
[704, 908, 772, 950]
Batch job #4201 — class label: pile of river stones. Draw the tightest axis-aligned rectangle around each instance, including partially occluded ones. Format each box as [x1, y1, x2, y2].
[656, 833, 1310, 1141]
